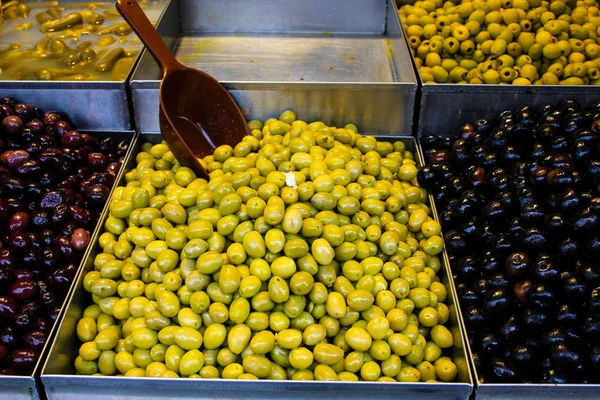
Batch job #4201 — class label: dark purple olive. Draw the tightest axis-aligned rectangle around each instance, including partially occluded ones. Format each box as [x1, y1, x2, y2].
[499, 314, 520, 342]
[7, 212, 28, 234]
[41, 248, 59, 269]
[10, 348, 37, 374]
[2, 115, 23, 134]
[87, 152, 108, 171]
[0, 296, 19, 321]
[86, 184, 110, 208]
[39, 191, 64, 210]
[8, 279, 38, 302]
[23, 331, 46, 351]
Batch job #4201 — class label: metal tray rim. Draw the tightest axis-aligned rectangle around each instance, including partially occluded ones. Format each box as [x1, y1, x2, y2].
[41, 134, 473, 398]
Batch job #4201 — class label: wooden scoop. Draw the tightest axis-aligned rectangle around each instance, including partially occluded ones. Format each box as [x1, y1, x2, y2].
[116, 0, 250, 179]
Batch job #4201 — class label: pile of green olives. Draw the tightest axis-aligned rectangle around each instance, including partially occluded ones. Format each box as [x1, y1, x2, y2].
[74, 110, 464, 383]
[400, 0, 600, 85]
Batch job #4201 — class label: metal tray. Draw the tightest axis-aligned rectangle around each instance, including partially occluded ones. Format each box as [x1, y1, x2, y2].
[400, 21, 600, 137]
[0, 0, 168, 131]
[130, 0, 417, 135]
[416, 128, 600, 400]
[0, 131, 137, 400]
[41, 133, 473, 400]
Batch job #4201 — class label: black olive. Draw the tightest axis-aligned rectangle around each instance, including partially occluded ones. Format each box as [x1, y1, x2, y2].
[500, 315, 520, 342]
[455, 256, 480, 282]
[544, 213, 566, 232]
[452, 140, 470, 165]
[571, 140, 595, 162]
[589, 343, 600, 371]
[577, 259, 600, 283]
[541, 367, 570, 383]
[438, 209, 456, 228]
[571, 207, 598, 232]
[542, 328, 568, 347]
[464, 306, 486, 328]
[558, 237, 580, 259]
[512, 344, 535, 367]
[530, 142, 546, 160]
[589, 287, 600, 316]
[486, 129, 509, 151]
[502, 145, 522, 164]
[556, 304, 579, 328]
[489, 358, 516, 382]
[444, 230, 468, 255]
[458, 288, 480, 307]
[475, 119, 492, 136]
[562, 272, 586, 301]
[474, 278, 490, 298]
[520, 201, 545, 224]
[491, 232, 512, 255]
[530, 284, 555, 309]
[546, 168, 574, 191]
[484, 287, 510, 315]
[550, 136, 570, 153]
[531, 256, 560, 282]
[481, 255, 501, 274]
[489, 272, 510, 288]
[521, 308, 547, 329]
[481, 152, 500, 169]
[584, 316, 600, 337]
[521, 227, 547, 249]
[447, 176, 467, 196]
[481, 333, 505, 356]
[505, 252, 529, 278]
[420, 135, 439, 150]
[550, 343, 580, 371]
[483, 201, 508, 225]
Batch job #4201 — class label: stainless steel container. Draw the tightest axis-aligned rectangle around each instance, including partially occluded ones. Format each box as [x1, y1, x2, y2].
[417, 137, 600, 399]
[0, 0, 168, 131]
[0, 131, 137, 400]
[41, 131, 473, 400]
[416, 84, 600, 136]
[397, 10, 600, 136]
[130, 0, 418, 135]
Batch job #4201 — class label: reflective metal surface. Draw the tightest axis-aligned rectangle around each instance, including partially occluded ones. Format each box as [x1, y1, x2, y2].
[0, 131, 136, 400]
[131, 0, 417, 134]
[42, 133, 472, 400]
[0, 0, 170, 131]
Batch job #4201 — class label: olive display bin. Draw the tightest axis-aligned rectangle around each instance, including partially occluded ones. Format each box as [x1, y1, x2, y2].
[0, 0, 169, 131]
[130, 0, 418, 135]
[417, 137, 600, 400]
[0, 130, 137, 400]
[41, 132, 474, 400]
[400, 23, 600, 137]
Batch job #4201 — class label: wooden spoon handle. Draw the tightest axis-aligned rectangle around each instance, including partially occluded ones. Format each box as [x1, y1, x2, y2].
[115, 0, 181, 75]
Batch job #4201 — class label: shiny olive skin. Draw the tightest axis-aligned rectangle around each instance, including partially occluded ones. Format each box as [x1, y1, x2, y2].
[73, 111, 457, 383]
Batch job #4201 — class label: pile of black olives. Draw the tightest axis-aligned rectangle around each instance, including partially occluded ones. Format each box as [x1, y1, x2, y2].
[418, 99, 600, 383]
[0, 97, 129, 375]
